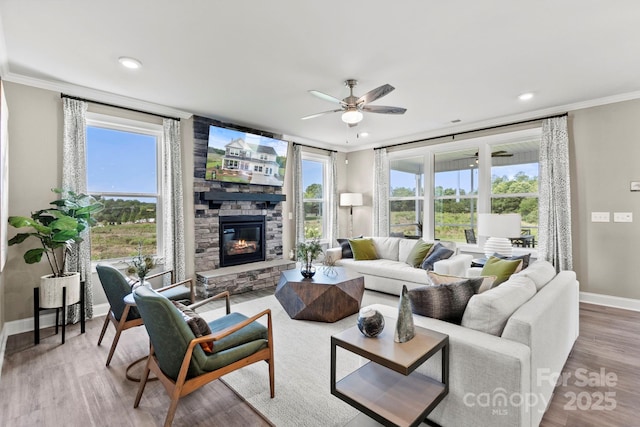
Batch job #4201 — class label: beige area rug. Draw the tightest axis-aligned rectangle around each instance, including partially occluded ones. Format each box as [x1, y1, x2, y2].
[200, 291, 399, 427]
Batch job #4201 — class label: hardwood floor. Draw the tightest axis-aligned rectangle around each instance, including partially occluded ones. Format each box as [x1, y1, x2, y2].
[1, 291, 639, 427]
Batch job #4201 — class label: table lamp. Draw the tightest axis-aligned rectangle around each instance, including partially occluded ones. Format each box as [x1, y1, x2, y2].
[477, 213, 521, 257]
[340, 193, 363, 237]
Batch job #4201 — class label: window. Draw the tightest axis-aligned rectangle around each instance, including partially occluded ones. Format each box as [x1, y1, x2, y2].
[434, 149, 479, 242]
[86, 114, 163, 260]
[301, 153, 329, 240]
[388, 128, 541, 246]
[389, 157, 424, 237]
[490, 141, 539, 244]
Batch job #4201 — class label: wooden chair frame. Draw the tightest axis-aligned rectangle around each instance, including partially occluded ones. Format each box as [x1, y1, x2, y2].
[98, 273, 195, 367]
[133, 291, 275, 427]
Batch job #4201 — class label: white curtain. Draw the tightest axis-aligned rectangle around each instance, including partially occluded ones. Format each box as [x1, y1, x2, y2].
[539, 116, 573, 271]
[161, 118, 186, 283]
[62, 98, 92, 322]
[328, 151, 338, 247]
[373, 148, 390, 237]
[293, 144, 305, 245]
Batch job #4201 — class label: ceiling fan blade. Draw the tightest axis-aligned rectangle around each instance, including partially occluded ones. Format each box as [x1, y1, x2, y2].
[348, 122, 358, 128]
[494, 153, 514, 157]
[357, 84, 395, 105]
[361, 105, 407, 115]
[301, 109, 343, 120]
[309, 90, 347, 106]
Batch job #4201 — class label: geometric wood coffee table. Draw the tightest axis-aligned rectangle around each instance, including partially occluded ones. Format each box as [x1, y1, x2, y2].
[331, 319, 449, 426]
[275, 267, 365, 322]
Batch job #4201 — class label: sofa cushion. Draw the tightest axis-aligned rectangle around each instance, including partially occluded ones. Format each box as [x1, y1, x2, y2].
[461, 275, 536, 335]
[405, 239, 435, 268]
[408, 277, 484, 324]
[349, 238, 378, 260]
[480, 256, 522, 286]
[511, 260, 556, 290]
[492, 252, 531, 270]
[371, 237, 401, 261]
[339, 258, 430, 284]
[336, 238, 354, 259]
[398, 238, 419, 263]
[428, 271, 497, 294]
[420, 243, 454, 271]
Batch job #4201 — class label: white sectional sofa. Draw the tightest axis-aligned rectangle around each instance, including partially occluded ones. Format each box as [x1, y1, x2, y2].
[325, 237, 473, 296]
[365, 260, 580, 427]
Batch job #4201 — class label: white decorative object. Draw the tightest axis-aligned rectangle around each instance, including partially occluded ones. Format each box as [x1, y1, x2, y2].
[478, 213, 521, 258]
[39, 272, 81, 309]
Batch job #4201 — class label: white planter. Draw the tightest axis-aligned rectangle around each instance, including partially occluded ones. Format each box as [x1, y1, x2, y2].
[39, 272, 81, 309]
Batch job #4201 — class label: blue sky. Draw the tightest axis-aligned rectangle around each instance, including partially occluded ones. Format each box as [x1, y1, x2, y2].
[86, 126, 157, 194]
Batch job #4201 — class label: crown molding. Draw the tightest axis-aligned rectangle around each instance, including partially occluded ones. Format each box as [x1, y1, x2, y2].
[2, 71, 192, 119]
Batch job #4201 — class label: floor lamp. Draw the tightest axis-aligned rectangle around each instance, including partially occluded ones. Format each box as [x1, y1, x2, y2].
[340, 193, 363, 237]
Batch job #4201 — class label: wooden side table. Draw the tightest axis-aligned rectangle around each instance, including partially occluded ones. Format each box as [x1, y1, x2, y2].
[331, 319, 449, 427]
[33, 281, 86, 345]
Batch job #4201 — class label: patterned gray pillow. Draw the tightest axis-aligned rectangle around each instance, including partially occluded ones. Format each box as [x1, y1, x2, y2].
[408, 277, 484, 324]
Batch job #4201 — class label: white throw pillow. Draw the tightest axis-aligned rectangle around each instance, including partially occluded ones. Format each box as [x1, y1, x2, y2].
[371, 237, 401, 261]
[461, 275, 536, 336]
[511, 260, 556, 291]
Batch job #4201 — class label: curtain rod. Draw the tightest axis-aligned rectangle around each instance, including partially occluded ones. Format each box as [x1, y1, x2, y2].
[60, 93, 181, 121]
[375, 112, 568, 151]
[293, 142, 337, 153]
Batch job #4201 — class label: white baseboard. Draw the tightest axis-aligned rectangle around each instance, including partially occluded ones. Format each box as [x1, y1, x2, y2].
[580, 291, 640, 312]
[4, 302, 110, 337]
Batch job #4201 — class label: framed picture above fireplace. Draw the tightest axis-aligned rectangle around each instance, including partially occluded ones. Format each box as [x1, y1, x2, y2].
[206, 124, 288, 187]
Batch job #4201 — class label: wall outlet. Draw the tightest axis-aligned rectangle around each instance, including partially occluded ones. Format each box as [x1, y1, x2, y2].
[591, 212, 610, 222]
[614, 212, 633, 223]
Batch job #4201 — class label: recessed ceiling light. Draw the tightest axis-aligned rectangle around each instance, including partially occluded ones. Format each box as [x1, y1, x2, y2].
[518, 92, 534, 101]
[357, 132, 369, 138]
[118, 57, 142, 69]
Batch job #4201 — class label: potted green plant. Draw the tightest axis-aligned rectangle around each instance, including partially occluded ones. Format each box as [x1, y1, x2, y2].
[8, 188, 103, 308]
[297, 238, 322, 278]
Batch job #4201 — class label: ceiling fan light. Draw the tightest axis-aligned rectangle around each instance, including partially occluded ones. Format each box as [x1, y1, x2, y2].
[341, 109, 363, 124]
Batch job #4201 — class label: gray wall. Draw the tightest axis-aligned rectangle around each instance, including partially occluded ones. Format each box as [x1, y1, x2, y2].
[571, 100, 640, 299]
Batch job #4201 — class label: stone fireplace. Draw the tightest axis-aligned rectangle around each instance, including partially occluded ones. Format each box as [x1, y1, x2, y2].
[192, 116, 295, 296]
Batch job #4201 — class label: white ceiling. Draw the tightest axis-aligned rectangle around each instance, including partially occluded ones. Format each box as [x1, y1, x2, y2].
[2, 1, 640, 152]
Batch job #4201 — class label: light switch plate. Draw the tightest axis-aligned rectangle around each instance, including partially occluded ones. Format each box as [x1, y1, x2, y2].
[591, 212, 610, 222]
[613, 212, 633, 222]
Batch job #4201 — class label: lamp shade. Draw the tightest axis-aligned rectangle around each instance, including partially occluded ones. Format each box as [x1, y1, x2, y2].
[477, 213, 521, 238]
[340, 193, 363, 207]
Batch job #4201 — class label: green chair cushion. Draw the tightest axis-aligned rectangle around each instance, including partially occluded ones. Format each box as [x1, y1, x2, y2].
[160, 285, 191, 302]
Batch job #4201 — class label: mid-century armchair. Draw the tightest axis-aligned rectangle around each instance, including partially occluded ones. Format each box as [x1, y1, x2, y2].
[96, 264, 195, 366]
[132, 286, 275, 427]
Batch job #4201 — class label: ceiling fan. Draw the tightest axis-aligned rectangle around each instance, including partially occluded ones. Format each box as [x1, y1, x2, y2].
[301, 79, 407, 127]
[466, 150, 514, 164]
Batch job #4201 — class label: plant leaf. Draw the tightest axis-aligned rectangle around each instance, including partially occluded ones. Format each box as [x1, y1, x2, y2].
[24, 248, 46, 264]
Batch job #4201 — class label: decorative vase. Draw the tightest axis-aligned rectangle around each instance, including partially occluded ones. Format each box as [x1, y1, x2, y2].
[300, 264, 316, 278]
[39, 272, 81, 309]
[394, 284, 415, 343]
[357, 307, 385, 338]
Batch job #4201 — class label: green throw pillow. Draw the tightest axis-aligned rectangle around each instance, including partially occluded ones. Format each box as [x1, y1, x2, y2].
[480, 256, 522, 286]
[348, 238, 378, 260]
[405, 239, 434, 268]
